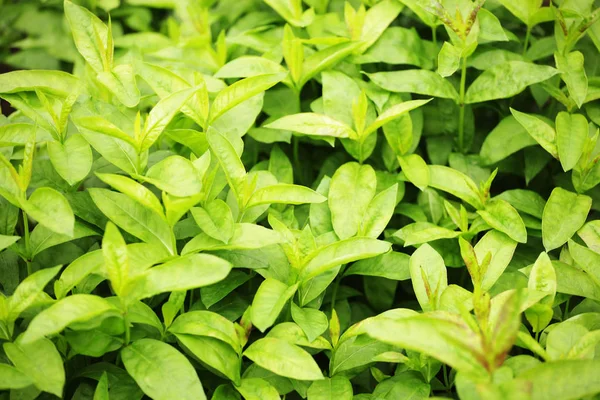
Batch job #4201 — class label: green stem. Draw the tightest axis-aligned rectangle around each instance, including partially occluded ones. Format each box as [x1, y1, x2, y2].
[563, 297, 570, 320]
[432, 26, 437, 49]
[522, 26, 532, 56]
[22, 210, 32, 276]
[443, 364, 450, 390]
[458, 56, 468, 153]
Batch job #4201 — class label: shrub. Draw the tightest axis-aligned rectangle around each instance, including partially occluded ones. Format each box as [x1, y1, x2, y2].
[1, 0, 600, 399]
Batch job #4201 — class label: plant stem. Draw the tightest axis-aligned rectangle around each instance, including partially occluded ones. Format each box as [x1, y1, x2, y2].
[458, 56, 468, 153]
[522, 26, 532, 56]
[432, 26, 437, 49]
[22, 210, 32, 276]
[443, 364, 450, 390]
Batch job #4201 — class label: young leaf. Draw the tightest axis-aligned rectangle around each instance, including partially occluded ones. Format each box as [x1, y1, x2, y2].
[21, 188, 75, 237]
[243, 337, 324, 380]
[246, 184, 326, 208]
[265, 113, 355, 139]
[368, 70, 459, 100]
[329, 162, 377, 239]
[555, 51, 587, 108]
[21, 294, 119, 344]
[144, 156, 203, 197]
[251, 279, 298, 332]
[409, 244, 447, 311]
[398, 154, 429, 191]
[510, 109, 558, 159]
[89, 188, 175, 255]
[47, 135, 93, 186]
[465, 62, 558, 103]
[3, 338, 65, 397]
[130, 254, 232, 300]
[307, 376, 353, 400]
[555, 112, 588, 172]
[121, 339, 206, 400]
[477, 199, 527, 243]
[209, 74, 286, 122]
[191, 200, 234, 243]
[542, 188, 591, 251]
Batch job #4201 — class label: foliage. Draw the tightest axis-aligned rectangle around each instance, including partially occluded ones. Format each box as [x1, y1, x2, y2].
[1, 0, 600, 399]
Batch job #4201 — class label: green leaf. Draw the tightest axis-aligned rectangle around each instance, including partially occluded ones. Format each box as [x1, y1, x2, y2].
[517, 360, 600, 400]
[525, 252, 556, 332]
[437, 42, 462, 78]
[307, 376, 353, 400]
[542, 187, 591, 251]
[0, 70, 79, 97]
[466, 62, 558, 104]
[97, 65, 141, 108]
[344, 251, 410, 281]
[299, 42, 361, 89]
[477, 199, 527, 243]
[8, 265, 62, 320]
[215, 56, 287, 79]
[495, 189, 546, 219]
[409, 244, 447, 311]
[555, 51, 587, 109]
[556, 112, 587, 172]
[0, 364, 32, 390]
[480, 116, 537, 165]
[398, 154, 429, 191]
[175, 334, 241, 384]
[144, 155, 203, 197]
[244, 337, 324, 380]
[366, 99, 430, 136]
[428, 165, 483, 209]
[329, 162, 376, 239]
[21, 187, 75, 237]
[235, 378, 280, 400]
[21, 294, 119, 344]
[291, 303, 328, 343]
[95, 173, 163, 217]
[206, 129, 246, 199]
[130, 254, 232, 300]
[360, 183, 397, 238]
[64, 0, 109, 73]
[209, 74, 286, 122]
[357, 0, 404, 53]
[121, 339, 206, 400]
[265, 113, 355, 139]
[246, 184, 326, 208]
[0, 234, 19, 252]
[365, 312, 488, 380]
[368, 70, 459, 100]
[47, 135, 93, 186]
[251, 279, 298, 332]
[89, 188, 174, 255]
[191, 200, 234, 243]
[3, 338, 65, 397]
[141, 87, 203, 152]
[300, 237, 392, 281]
[93, 372, 109, 400]
[510, 108, 558, 160]
[182, 223, 282, 254]
[169, 310, 240, 352]
[102, 222, 129, 297]
[567, 240, 600, 285]
[474, 230, 517, 291]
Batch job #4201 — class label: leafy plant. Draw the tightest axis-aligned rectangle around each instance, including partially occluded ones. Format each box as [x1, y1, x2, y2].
[1, 0, 600, 399]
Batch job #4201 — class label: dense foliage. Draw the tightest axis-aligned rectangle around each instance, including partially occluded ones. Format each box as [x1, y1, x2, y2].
[1, 0, 600, 398]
